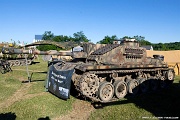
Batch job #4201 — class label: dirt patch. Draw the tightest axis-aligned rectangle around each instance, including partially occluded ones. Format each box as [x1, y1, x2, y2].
[22, 92, 47, 100]
[53, 99, 95, 120]
[0, 82, 46, 109]
[0, 83, 32, 109]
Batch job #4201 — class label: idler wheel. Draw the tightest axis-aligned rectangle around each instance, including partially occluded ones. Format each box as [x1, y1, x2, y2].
[166, 70, 175, 81]
[127, 79, 139, 95]
[150, 78, 159, 91]
[113, 81, 127, 99]
[98, 82, 114, 102]
[139, 78, 149, 93]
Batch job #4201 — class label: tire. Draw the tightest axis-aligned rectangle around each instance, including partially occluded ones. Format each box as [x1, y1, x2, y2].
[113, 81, 127, 99]
[127, 79, 139, 95]
[14, 60, 20, 66]
[98, 82, 114, 102]
[166, 69, 175, 81]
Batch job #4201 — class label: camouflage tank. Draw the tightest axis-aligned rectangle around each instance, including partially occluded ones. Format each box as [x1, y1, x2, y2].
[2, 39, 175, 103]
[0, 43, 36, 66]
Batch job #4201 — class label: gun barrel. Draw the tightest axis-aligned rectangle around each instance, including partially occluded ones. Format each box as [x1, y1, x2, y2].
[2, 47, 72, 56]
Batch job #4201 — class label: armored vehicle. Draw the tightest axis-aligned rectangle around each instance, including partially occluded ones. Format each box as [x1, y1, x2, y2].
[2, 39, 175, 102]
[0, 43, 36, 66]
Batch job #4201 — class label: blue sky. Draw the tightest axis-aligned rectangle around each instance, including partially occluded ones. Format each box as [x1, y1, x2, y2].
[0, 0, 179, 44]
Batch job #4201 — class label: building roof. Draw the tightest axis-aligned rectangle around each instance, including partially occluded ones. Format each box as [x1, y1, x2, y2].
[141, 45, 153, 50]
[35, 35, 43, 40]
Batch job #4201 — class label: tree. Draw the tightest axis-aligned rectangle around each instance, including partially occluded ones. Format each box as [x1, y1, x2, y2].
[122, 36, 132, 39]
[42, 31, 54, 40]
[53, 35, 70, 42]
[97, 35, 118, 44]
[38, 31, 56, 50]
[132, 35, 151, 46]
[73, 31, 89, 42]
[133, 35, 145, 41]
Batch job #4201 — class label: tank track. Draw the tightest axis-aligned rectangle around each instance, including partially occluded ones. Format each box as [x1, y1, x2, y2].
[76, 68, 172, 103]
[91, 44, 120, 55]
[88, 68, 169, 74]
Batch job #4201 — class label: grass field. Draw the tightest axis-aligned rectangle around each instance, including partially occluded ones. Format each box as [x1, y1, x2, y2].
[0, 57, 180, 120]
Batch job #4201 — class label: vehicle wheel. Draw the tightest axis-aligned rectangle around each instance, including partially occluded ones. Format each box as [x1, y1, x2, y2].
[80, 73, 99, 97]
[166, 70, 175, 81]
[27, 60, 32, 65]
[127, 79, 139, 95]
[14, 60, 20, 66]
[139, 78, 149, 93]
[114, 81, 127, 99]
[98, 82, 114, 102]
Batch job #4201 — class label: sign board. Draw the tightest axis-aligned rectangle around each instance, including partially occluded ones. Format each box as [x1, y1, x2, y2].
[47, 64, 74, 99]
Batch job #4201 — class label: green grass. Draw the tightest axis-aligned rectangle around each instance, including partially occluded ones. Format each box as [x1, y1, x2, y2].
[1, 94, 75, 120]
[0, 57, 75, 120]
[0, 72, 21, 102]
[1, 57, 180, 120]
[90, 100, 155, 120]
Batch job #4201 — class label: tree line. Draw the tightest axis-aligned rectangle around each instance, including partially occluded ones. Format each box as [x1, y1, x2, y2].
[38, 31, 180, 51]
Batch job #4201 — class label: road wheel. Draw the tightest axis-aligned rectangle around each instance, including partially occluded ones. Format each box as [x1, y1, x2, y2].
[114, 81, 127, 99]
[14, 60, 20, 66]
[27, 60, 32, 65]
[127, 79, 139, 95]
[98, 82, 114, 102]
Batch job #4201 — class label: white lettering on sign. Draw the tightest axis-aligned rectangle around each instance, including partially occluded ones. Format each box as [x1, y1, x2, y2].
[51, 71, 66, 80]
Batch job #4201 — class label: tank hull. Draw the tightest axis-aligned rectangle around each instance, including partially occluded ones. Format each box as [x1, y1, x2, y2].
[47, 61, 174, 103]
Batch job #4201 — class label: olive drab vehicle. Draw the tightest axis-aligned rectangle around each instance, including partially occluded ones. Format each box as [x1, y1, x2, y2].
[0, 43, 36, 66]
[2, 39, 175, 103]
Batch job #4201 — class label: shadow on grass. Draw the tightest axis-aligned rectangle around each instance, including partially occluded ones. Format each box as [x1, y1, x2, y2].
[21, 71, 47, 83]
[38, 116, 50, 120]
[92, 82, 180, 118]
[0, 112, 16, 120]
[31, 61, 40, 65]
[22, 79, 45, 83]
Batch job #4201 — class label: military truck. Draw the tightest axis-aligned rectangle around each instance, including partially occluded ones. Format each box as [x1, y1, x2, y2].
[2, 39, 175, 102]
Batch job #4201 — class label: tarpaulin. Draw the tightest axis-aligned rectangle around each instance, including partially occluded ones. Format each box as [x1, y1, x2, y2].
[47, 64, 74, 99]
